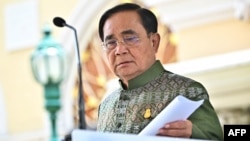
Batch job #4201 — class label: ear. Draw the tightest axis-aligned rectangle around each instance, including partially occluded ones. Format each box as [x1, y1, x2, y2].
[151, 33, 160, 52]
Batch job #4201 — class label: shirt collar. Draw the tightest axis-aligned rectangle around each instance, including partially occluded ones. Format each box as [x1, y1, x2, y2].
[119, 60, 165, 90]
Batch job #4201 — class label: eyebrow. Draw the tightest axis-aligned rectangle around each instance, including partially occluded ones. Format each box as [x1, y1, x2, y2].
[104, 29, 137, 41]
[121, 29, 137, 35]
[104, 35, 114, 41]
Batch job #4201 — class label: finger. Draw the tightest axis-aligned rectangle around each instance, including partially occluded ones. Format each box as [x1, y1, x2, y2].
[158, 120, 192, 138]
[158, 128, 185, 137]
[164, 120, 186, 129]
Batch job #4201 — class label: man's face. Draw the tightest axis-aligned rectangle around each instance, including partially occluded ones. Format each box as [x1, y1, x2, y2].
[102, 11, 160, 84]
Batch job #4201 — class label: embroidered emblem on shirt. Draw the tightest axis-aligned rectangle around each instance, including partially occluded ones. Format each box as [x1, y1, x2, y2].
[144, 108, 151, 119]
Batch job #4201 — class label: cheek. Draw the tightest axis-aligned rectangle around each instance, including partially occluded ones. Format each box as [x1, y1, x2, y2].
[107, 53, 115, 69]
[136, 45, 155, 57]
[134, 46, 156, 64]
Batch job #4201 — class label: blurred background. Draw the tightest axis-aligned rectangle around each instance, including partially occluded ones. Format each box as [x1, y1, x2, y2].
[0, 0, 249, 140]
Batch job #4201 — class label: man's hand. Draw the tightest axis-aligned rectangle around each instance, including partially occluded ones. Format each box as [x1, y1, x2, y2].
[157, 120, 192, 138]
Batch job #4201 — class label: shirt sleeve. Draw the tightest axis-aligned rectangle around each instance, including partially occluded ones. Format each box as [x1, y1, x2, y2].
[189, 99, 224, 140]
[185, 82, 224, 140]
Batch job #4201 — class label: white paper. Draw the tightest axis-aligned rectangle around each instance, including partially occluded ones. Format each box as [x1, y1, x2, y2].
[139, 95, 204, 136]
[72, 129, 209, 141]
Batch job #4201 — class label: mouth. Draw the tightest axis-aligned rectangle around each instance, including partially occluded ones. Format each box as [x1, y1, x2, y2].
[116, 61, 132, 67]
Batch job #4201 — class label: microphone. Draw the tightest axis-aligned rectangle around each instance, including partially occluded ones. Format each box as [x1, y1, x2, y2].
[53, 17, 66, 27]
[53, 17, 87, 130]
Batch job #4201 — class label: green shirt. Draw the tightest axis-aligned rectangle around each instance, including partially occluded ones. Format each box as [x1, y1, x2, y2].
[97, 60, 223, 140]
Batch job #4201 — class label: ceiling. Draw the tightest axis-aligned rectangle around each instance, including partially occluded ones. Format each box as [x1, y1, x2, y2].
[137, 0, 250, 31]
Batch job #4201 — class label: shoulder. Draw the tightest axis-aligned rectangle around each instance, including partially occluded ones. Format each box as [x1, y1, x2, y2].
[98, 88, 121, 115]
[163, 70, 209, 100]
[163, 70, 195, 82]
[100, 88, 121, 106]
[163, 70, 204, 86]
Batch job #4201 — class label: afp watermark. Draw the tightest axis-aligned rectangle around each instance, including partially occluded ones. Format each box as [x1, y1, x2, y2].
[224, 125, 249, 140]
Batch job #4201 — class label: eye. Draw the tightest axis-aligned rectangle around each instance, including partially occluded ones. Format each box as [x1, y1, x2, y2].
[124, 36, 139, 44]
[106, 40, 116, 45]
[105, 40, 117, 48]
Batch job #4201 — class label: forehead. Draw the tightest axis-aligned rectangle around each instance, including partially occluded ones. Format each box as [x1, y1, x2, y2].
[103, 11, 146, 38]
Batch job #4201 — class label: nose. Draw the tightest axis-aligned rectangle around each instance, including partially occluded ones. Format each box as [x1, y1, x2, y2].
[115, 41, 128, 55]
